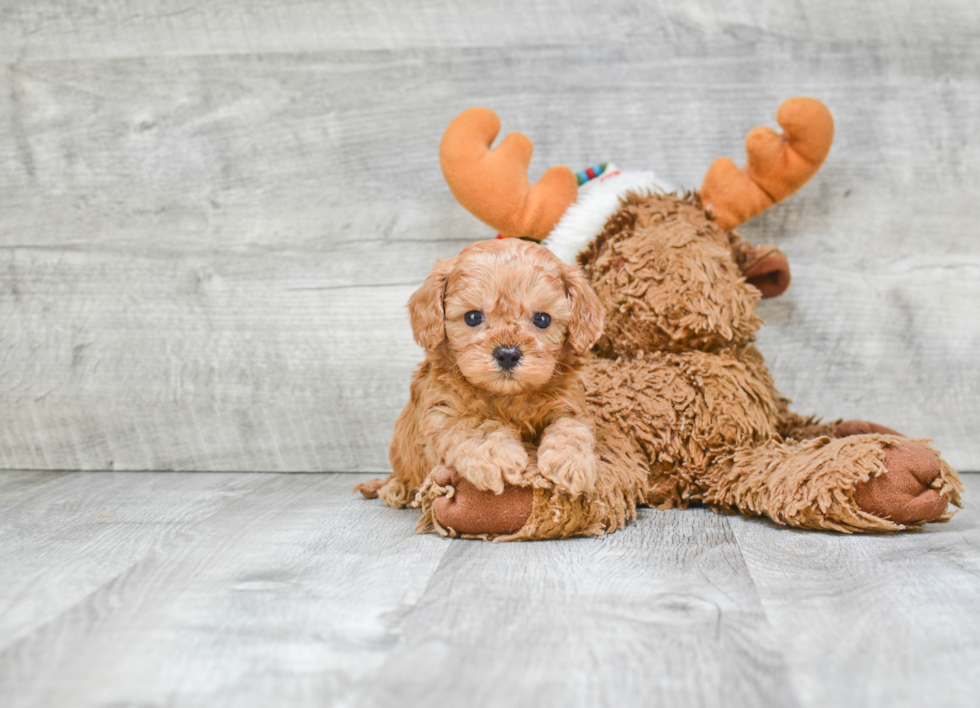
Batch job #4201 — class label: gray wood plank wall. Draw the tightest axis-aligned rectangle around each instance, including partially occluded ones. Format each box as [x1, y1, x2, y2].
[1, 2, 978, 472]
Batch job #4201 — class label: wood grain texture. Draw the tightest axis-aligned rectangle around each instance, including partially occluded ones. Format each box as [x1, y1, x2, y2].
[0, 471, 977, 707]
[0, 472, 450, 707]
[1, 4, 979, 472]
[0, 471, 273, 651]
[729, 483, 980, 708]
[350, 507, 796, 708]
[2, 1, 977, 61]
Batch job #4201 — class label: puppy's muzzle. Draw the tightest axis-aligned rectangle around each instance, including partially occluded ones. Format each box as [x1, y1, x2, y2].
[493, 345, 522, 371]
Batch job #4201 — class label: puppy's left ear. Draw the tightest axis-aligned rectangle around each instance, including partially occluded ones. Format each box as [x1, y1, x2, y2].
[408, 257, 456, 351]
[562, 264, 604, 354]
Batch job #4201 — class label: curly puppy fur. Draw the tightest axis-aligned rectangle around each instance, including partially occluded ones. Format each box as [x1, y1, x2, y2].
[358, 238, 604, 511]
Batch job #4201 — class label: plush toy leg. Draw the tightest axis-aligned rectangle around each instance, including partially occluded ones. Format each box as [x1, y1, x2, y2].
[417, 434, 646, 541]
[422, 466, 533, 537]
[776, 404, 904, 441]
[700, 434, 963, 532]
[834, 419, 902, 437]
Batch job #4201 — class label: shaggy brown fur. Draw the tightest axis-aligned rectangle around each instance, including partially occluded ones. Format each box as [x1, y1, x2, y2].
[583, 192, 763, 356]
[390, 192, 963, 539]
[355, 238, 604, 517]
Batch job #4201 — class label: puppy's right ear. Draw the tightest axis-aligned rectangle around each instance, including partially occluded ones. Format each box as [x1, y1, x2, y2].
[408, 257, 456, 351]
[562, 263, 604, 354]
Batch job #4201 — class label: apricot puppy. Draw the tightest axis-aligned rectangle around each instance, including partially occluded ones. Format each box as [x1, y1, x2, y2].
[357, 238, 604, 518]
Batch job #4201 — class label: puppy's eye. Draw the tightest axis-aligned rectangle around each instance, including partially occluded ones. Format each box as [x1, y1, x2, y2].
[532, 312, 551, 329]
[464, 311, 484, 327]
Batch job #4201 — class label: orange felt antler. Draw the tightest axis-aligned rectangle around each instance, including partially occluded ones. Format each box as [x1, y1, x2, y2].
[701, 98, 834, 231]
[439, 107, 578, 239]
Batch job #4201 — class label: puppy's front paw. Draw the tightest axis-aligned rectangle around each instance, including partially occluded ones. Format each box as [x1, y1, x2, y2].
[538, 445, 597, 497]
[449, 433, 528, 494]
[537, 419, 597, 497]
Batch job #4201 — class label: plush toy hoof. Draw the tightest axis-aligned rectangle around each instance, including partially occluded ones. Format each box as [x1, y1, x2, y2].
[432, 467, 532, 536]
[743, 249, 791, 298]
[853, 442, 949, 525]
[836, 419, 903, 437]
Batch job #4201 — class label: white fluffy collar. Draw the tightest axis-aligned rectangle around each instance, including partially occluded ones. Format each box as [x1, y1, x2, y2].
[541, 166, 678, 264]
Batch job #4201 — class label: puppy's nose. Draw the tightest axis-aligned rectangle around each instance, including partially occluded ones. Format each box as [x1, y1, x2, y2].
[493, 345, 522, 370]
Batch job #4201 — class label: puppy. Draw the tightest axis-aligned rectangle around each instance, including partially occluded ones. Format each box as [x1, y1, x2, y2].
[357, 238, 604, 510]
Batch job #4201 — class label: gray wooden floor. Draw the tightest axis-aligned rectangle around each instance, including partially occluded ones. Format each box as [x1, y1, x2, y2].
[0, 470, 977, 708]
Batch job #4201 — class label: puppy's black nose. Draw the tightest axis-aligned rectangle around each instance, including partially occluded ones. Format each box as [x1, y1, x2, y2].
[493, 345, 522, 370]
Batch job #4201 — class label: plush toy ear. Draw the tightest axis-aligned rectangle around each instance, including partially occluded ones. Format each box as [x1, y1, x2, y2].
[562, 263, 604, 353]
[739, 245, 791, 298]
[408, 257, 456, 351]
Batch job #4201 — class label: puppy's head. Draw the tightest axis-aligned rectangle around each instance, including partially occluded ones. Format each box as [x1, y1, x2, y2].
[408, 239, 603, 395]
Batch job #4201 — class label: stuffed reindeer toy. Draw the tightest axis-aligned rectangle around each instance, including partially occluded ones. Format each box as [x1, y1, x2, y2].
[358, 98, 963, 540]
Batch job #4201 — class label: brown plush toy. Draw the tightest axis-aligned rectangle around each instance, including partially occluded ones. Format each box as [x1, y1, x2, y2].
[358, 99, 963, 539]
